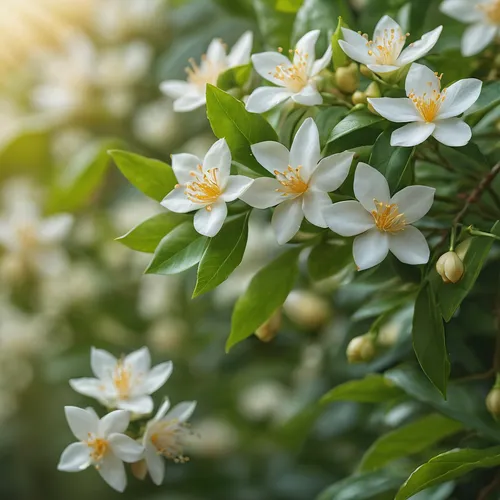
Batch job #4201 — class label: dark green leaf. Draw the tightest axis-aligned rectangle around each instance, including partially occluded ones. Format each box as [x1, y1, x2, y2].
[226, 247, 301, 351]
[308, 240, 353, 281]
[331, 16, 349, 70]
[145, 222, 207, 275]
[279, 107, 310, 149]
[252, 0, 295, 51]
[315, 106, 349, 149]
[465, 81, 500, 126]
[412, 282, 450, 398]
[109, 150, 176, 202]
[206, 85, 277, 177]
[408, 0, 432, 37]
[360, 414, 463, 472]
[327, 110, 384, 145]
[216, 64, 252, 91]
[352, 289, 416, 321]
[193, 213, 250, 297]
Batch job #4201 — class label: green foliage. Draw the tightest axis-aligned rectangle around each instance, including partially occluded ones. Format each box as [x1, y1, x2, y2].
[307, 240, 353, 281]
[275, 0, 303, 13]
[327, 110, 385, 146]
[216, 64, 252, 91]
[252, 0, 295, 51]
[331, 16, 350, 70]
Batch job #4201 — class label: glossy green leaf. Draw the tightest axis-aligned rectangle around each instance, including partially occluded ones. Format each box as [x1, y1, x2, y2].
[412, 282, 450, 398]
[252, 0, 295, 51]
[226, 247, 301, 351]
[307, 240, 353, 281]
[408, 0, 432, 37]
[193, 213, 250, 297]
[206, 85, 277, 177]
[360, 414, 463, 472]
[321, 374, 403, 405]
[145, 222, 207, 275]
[216, 64, 252, 91]
[116, 212, 188, 253]
[352, 289, 416, 321]
[395, 446, 500, 500]
[109, 150, 176, 202]
[275, 0, 303, 13]
[279, 107, 310, 149]
[331, 16, 349, 69]
[437, 221, 500, 322]
[465, 81, 500, 126]
[315, 106, 348, 149]
[327, 110, 385, 145]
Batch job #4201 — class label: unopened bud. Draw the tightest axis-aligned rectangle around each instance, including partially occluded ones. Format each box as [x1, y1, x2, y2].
[352, 90, 367, 105]
[131, 459, 148, 480]
[365, 82, 381, 98]
[436, 251, 464, 284]
[346, 334, 376, 363]
[359, 64, 373, 78]
[486, 386, 500, 420]
[455, 238, 472, 261]
[284, 290, 331, 330]
[335, 62, 359, 94]
[255, 309, 282, 342]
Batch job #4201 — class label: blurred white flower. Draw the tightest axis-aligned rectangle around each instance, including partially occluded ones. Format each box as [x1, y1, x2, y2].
[160, 31, 253, 112]
[187, 417, 238, 458]
[133, 99, 177, 148]
[143, 399, 196, 485]
[138, 274, 182, 319]
[58, 406, 144, 492]
[69, 347, 173, 414]
[238, 380, 289, 422]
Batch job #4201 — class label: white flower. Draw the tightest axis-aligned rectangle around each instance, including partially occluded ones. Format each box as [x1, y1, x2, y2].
[58, 406, 144, 492]
[440, 0, 500, 56]
[160, 32, 253, 112]
[245, 30, 332, 113]
[161, 139, 253, 237]
[69, 347, 173, 415]
[143, 399, 196, 485]
[240, 118, 353, 244]
[338, 15, 442, 74]
[323, 163, 435, 271]
[368, 63, 482, 147]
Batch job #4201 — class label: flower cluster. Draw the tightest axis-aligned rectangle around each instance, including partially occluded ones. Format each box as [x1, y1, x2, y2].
[58, 347, 196, 492]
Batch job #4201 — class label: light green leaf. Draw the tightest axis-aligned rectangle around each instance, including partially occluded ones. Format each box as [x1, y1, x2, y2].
[145, 222, 207, 275]
[116, 212, 188, 253]
[109, 150, 176, 202]
[216, 64, 252, 91]
[307, 241, 353, 281]
[331, 16, 349, 70]
[206, 85, 278, 177]
[226, 247, 301, 351]
[395, 446, 500, 500]
[321, 374, 404, 405]
[275, 0, 303, 13]
[360, 414, 463, 472]
[412, 282, 450, 398]
[252, 0, 295, 52]
[465, 81, 500, 126]
[327, 110, 385, 145]
[193, 213, 250, 297]
[352, 289, 416, 321]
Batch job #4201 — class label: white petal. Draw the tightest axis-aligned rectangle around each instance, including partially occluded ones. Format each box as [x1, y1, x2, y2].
[271, 198, 304, 244]
[397, 26, 443, 66]
[366, 64, 400, 73]
[353, 163, 390, 211]
[341, 28, 370, 47]
[206, 38, 227, 64]
[437, 78, 482, 119]
[109, 434, 144, 462]
[389, 225, 430, 265]
[440, 0, 484, 23]
[239, 177, 285, 208]
[353, 228, 389, 270]
[165, 401, 197, 422]
[91, 347, 116, 380]
[124, 346, 151, 374]
[405, 62, 440, 97]
[160, 80, 192, 99]
[117, 396, 153, 415]
[203, 138, 231, 181]
[69, 378, 104, 401]
[323, 200, 374, 237]
[311, 44, 332, 75]
[142, 361, 173, 394]
[294, 30, 320, 72]
[338, 40, 373, 65]
[154, 398, 171, 421]
[173, 93, 206, 112]
[251, 52, 291, 85]
[227, 31, 253, 67]
[309, 151, 353, 192]
[171, 153, 201, 184]
[245, 86, 292, 113]
[98, 453, 127, 492]
[391, 122, 435, 147]
[145, 443, 165, 485]
[220, 175, 253, 202]
[65, 406, 99, 440]
[99, 410, 130, 436]
[290, 84, 322, 106]
[432, 118, 472, 147]
[289, 117, 320, 181]
[58, 443, 90, 472]
[193, 200, 227, 237]
[251, 141, 290, 175]
[390, 186, 435, 224]
[367, 97, 422, 123]
[302, 190, 331, 227]
[374, 15, 403, 40]
[38, 214, 73, 243]
[161, 188, 199, 213]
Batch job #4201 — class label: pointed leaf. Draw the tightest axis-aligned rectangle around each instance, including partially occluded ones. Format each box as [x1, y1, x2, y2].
[331, 16, 349, 70]
[327, 110, 385, 145]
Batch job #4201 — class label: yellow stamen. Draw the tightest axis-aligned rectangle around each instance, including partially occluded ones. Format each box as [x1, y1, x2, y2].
[271, 50, 309, 93]
[274, 165, 308, 196]
[184, 165, 222, 206]
[371, 200, 406, 233]
[365, 27, 407, 65]
[113, 359, 131, 400]
[408, 83, 446, 123]
[87, 436, 109, 464]
[150, 419, 190, 463]
[185, 47, 226, 90]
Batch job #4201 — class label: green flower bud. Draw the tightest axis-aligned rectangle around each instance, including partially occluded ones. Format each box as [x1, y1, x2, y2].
[335, 62, 359, 94]
[365, 82, 381, 98]
[346, 334, 376, 363]
[352, 90, 367, 105]
[486, 386, 500, 420]
[359, 64, 373, 78]
[436, 251, 464, 284]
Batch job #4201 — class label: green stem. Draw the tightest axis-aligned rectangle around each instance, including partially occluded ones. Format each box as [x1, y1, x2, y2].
[449, 225, 457, 251]
[467, 226, 500, 241]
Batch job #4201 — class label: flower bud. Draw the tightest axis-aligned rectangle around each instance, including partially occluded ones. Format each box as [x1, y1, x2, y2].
[455, 238, 472, 261]
[436, 251, 464, 284]
[130, 459, 148, 480]
[352, 90, 367, 105]
[284, 290, 331, 330]
[346, 335, 376, 363]
[359, 64, 373, 78]
[335, 63, 359, 94]
[255, 309, 282, 342]
[486, 386, 500, 420]
[365, 82, 381, 98]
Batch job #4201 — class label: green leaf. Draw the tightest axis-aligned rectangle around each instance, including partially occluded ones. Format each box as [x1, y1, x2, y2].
[279, 107, 310, 149]
[116, 212, 188, 253]
[465, 81, 500, 126]
[437, 221, 500, 322]
[321, 374, 404, 405]
[412, 282, 450, 398]
[331, 16, 349, 70]
[109, 150, 176, 202]
[206, 85, 278, 177]
[145, 222, 207, 275]
[360, 414, 463, 472]
[252, 0, 295, 51]
[370, 129, 414, 192]
[395, 446, 500, 500]
[193, 213, 250, 297]
[275, 0, 303, 13]
[315, 106, 349, 149]
[327, 110, 385, 145]
[408, 0, 432, 37]
[307, 240, 353, 281]
[216, 64, 252, 91]
[352, 289, 416, 321]
[226, 247, 301, 351]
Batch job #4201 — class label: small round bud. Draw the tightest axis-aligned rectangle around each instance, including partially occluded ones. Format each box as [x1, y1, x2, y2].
[346, 335, 376, 363]
[359, 64, 373, 78]
[352, 90, 367, 105]
[455, 238, 472, 261]
[335, 63, 359, 94]
[436, 251, 464, 284]
[255, 309, 282, 342]
[365, 82, 381, 98]
[486, 387, 500, 420]
[284, 290, 331, 330]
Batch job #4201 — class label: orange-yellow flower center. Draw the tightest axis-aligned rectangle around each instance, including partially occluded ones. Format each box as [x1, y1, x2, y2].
[272, 49, 309, 93]
[186, 52, 226, 90]
[113, 360, 132, 400]
[409, 75, 446, 122]
[371, 200, 406, 233]
[150, 419, 190, 463]
[478, 0, 500, 24]
[16, 224, 38, 250]
[365, 28, 409, 65]
[184, 165, 222, 208]
[274, 165, 308, 196]
[87, 436, 109, 464]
